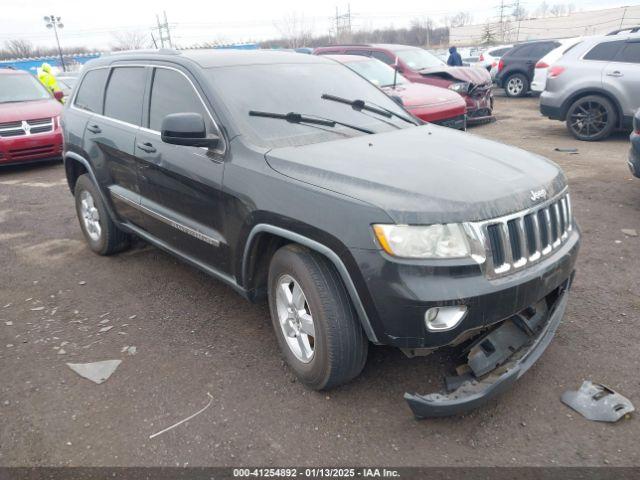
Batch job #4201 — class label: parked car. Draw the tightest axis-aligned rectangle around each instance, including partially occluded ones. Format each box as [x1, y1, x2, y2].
[495, 40, 561, 97]
[314, 44, 494, 124]
[58, 73, 79, 100]
[478, 44, 514, 72]
[62, 50, 579, 417]
[540, 33, 640, 141]
[628, 109, 640, 177]
[0, 68, 63, 167]
[531, 38, 582, 93]
[325, 54, 467, 129]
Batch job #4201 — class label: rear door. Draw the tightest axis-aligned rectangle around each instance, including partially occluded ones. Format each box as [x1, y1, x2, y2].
[134, 66, 228, 272]
[84, 66, 148, 224]
[604, 40, 640, 119]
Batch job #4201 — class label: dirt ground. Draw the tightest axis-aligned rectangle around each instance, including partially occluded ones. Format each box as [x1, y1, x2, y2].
[1, 94, 639, 467]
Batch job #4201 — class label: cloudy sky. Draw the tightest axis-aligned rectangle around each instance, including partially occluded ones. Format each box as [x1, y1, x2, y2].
[1, 0, 634, 50]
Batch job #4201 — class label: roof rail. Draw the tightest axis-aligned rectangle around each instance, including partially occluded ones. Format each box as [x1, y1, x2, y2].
[607, 26, 640, 35]
[105, 48, 180, 55]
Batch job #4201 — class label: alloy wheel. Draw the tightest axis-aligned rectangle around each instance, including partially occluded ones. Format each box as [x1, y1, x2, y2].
[506, 76, 524, 96]
[569, 101, 609, 139]
[275, 274, 316, 363]
[80, 190, 102, 242]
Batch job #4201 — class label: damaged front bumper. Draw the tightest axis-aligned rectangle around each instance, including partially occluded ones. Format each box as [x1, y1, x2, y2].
[405, 283, 570, 418]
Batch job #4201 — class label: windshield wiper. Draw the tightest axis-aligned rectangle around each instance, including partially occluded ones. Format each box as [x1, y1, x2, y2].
[321, 93, 419, 126]
[249, 110, 374, 135]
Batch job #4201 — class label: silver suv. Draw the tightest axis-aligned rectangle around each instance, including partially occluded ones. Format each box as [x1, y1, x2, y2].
[540, 34, 640, 141]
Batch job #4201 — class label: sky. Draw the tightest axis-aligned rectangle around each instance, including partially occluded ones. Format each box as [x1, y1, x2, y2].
[0, 0, 635, 50]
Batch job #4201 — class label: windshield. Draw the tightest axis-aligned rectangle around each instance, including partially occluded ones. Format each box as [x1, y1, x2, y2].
[206, 63, 412, 148]
[344, 59, 409, 88]
[0, 73, 51, 103]
[394, 48, 446, 70]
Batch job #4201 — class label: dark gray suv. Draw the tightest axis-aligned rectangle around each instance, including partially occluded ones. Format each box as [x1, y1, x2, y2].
[61, 49, 579, 418]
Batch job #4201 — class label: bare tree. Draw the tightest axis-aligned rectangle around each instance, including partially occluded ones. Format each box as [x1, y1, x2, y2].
[446, 11, 474, 28]
[549, 4, 567, 16]
[110, 30, 151, 51]
[274, 13, 315, 48]
[4, 39, 34, 58]
[481, 23, 498, 45]
[535, 1, 550, 18]
[512, 5, 528, 21]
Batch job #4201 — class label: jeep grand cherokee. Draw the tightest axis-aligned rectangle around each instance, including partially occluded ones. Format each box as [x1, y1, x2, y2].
[61, 50, 580, 418]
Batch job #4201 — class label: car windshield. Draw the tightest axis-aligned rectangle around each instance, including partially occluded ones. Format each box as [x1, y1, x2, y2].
[393, 48, 446, 70]
[0, 73, 51, 103]
[206, 63, 412, 148]
[344, 58, 409, 88]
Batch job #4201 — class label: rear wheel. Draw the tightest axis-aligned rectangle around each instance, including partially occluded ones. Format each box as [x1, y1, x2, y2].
[504, 73, 529, 98]
[74, 174, 130, 255]
[566, 95, 617, 141]
[268, 244, 368, 390]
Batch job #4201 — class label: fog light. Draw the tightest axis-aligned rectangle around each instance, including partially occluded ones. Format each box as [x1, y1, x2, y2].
[425, 306, 468, 332]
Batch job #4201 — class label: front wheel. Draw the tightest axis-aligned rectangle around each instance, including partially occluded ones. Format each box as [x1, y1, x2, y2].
[504, 73, 529, 98]
[565, 95, 617, 141]
[268, 244, 368, 390]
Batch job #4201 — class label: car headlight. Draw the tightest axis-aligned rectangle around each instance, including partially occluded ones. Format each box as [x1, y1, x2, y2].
[448, 82, 470, 94]
[373, 224, 478, 259]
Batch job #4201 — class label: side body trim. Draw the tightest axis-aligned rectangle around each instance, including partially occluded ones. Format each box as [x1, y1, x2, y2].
[243, 224, 380, 344]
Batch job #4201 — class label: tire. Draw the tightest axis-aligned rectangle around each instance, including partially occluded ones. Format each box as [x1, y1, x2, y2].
[267, 244, 368, 390]
[565, 95, 617, 141]
[504, 73, 529, 98]
[74, 174, 130, 255]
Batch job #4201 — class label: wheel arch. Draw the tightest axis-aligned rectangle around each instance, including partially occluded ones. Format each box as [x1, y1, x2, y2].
[241, 224, 380, 344]
[560, 89, 624, 127]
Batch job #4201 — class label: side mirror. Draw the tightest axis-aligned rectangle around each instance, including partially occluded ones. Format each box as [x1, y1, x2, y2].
[161, 112, 220, 148]
[53, 90, 64, 101]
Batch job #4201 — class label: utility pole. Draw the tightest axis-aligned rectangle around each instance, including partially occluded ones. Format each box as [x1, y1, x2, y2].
[155, 11, 173, 48]
[334, 5, 352, 43]
[43, 14, 65, 72]
[619, 6, 629, 30]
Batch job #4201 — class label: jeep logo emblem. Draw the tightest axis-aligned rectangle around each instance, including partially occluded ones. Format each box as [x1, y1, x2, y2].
[530, 188, 547, 202]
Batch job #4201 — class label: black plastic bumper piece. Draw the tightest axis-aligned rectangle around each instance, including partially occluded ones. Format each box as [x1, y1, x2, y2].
[540, 103, 563, 120]
[404, 289, 569, 418]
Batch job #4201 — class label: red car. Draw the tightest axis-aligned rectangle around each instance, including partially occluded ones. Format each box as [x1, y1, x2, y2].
[314, 44, 494, 124]
[0, 68, 63, 167]
[326, 54, 467, 129]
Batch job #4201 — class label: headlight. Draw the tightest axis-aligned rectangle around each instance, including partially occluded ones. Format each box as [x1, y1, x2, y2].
[373, 224, 473, 259]
[448, 82, 470, 94]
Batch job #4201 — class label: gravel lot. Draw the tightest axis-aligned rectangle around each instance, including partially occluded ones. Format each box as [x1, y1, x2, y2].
[1, 94, 638, 467]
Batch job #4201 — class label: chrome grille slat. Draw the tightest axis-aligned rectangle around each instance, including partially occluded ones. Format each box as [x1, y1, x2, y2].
[0, 118, 54, 138]
[478, 191, 573, 279]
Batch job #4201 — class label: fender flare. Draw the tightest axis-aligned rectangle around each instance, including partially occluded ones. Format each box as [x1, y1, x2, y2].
[242, 224, 380, 344]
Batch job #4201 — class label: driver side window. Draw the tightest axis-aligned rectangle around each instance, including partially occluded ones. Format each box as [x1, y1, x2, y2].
[148, 68, 212, 132]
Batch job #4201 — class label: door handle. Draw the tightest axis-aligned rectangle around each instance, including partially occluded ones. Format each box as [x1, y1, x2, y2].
[86, 124, 101, 134]
[606, 71, 624, 77]
[136, 142, 157, 153]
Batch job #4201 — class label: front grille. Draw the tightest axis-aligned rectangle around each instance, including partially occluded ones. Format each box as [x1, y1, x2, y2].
[0, 117, 54, 138]
[9, 144, 56, 160]
[479, 192, 573, 278]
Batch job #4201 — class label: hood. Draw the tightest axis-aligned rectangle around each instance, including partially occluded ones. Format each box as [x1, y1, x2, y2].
[381, 82, 464, 109]
[0, 99, 62, 124]
[420, 65, 491, 85]
[265, 125, 566, 225]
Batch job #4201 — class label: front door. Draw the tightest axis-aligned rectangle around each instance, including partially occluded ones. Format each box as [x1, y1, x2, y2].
[603, 40, 640, 120]
[134, 66, 228, 273]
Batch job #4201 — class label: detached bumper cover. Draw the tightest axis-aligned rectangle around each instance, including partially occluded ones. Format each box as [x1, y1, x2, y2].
[405, 287, 570, 418]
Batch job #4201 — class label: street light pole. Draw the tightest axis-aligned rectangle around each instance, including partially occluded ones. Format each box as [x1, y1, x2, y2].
[44, 14, 65, 72]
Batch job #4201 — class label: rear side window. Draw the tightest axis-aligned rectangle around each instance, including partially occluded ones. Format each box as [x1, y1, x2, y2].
[345, 50, 370, 56]
[74, 69, 108, 113]
[615, 42, 640, 63]
[148, 68, 210, 131]
[490, 47, 511, 57]
[371, 51, 394, 64]
[103, 67, 146, 125]
[584, 41, 625, 61]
